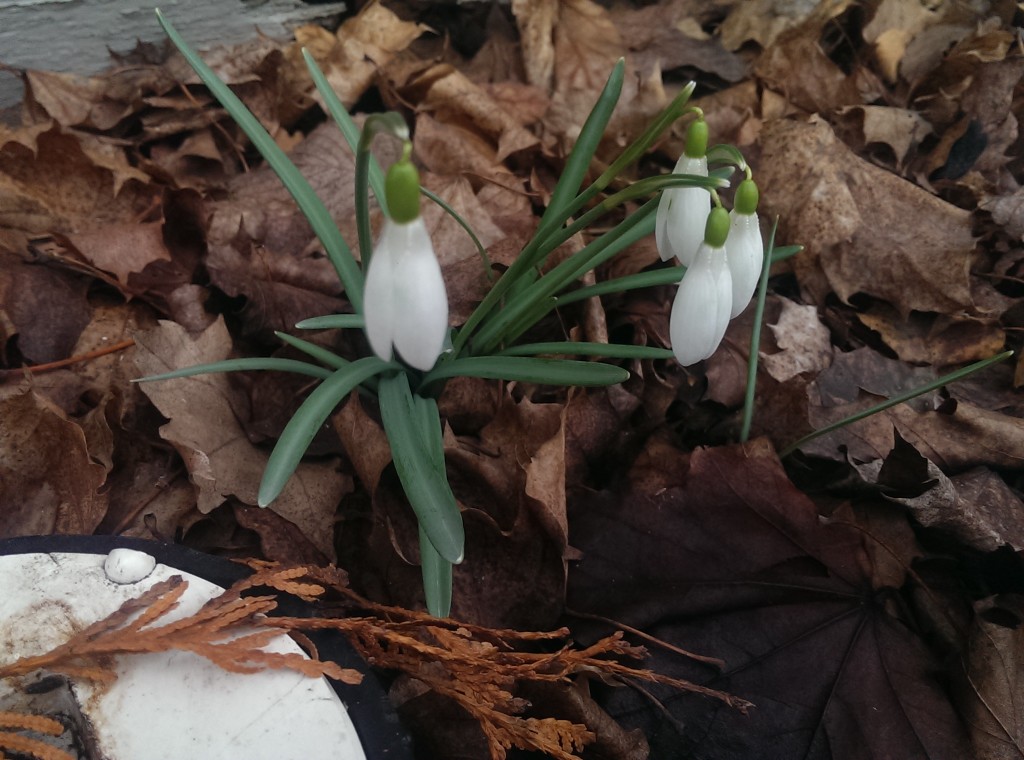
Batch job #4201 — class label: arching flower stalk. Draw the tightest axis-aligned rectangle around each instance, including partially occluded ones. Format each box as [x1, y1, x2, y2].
[363, 144, 449, 371]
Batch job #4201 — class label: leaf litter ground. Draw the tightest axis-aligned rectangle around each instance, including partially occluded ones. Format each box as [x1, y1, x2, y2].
[1, 1, 1024, 759]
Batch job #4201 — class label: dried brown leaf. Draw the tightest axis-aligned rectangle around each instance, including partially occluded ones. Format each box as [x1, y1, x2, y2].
[0, 390, 107, 537]
[133, 318, 348, 560]
[759, 116, 976, 316]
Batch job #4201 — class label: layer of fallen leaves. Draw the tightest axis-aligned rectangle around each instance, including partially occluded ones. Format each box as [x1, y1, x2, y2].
[1, 0, 1023, 758]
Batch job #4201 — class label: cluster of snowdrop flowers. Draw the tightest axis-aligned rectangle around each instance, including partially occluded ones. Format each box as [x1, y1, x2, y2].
[363, 142, 449, 371]
[657, 118, 764, 366]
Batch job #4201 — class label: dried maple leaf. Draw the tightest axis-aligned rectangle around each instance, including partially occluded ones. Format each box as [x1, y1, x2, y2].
[567, 439, 974, 759]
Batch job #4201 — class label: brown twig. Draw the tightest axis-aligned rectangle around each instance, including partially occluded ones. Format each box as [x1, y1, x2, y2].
[1, 339, 135, 379]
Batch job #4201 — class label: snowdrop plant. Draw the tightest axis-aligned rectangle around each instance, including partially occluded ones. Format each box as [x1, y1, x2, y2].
[656, 113, 766, 365]
[145, 12, 777, 616]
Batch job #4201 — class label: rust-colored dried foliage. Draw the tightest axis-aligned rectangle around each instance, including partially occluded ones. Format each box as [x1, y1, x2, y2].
[0, 564, 743, 760]
[0, 711, 71, 760]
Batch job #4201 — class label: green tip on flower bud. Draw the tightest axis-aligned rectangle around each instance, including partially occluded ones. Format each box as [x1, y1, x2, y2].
[684, 119, 708, 159]
[704, 206, 730, 248]
[735, 179, 759, 215]
[385, 143, 420, 224]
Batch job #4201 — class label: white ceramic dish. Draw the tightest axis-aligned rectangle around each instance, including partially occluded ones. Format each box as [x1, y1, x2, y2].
[0, 549, 367, 760]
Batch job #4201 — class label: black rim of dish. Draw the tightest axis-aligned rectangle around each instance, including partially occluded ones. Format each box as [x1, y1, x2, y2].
[0, 534, 414, 760]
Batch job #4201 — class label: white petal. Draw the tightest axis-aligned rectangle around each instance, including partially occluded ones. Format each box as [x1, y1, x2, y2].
[659, 155, 710, 267]
[389, 218, 449, 371]
[725, 210, 764, 319]
[362, 220, 399, 363]
[670, 242, 733, 366]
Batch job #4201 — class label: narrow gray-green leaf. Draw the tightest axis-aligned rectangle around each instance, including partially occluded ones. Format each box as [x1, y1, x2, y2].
[498, 342, 674, 360]
[422, 357, 629, 387]
[302, 48, 388, 218]
[274, 332, 349, 370]
[295, 314, 365, 330]
[554, 266, 685, 306]
[156, 11, 363, 311]
[258, 357, 389, 506]
[378, 373, 465, 564]
[419, 524, 453, 618]
[134, 358, 332, 383]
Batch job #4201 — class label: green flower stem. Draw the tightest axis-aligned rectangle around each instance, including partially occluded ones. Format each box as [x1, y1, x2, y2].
[421, 187, 494, 283]
[778, 350, 1015, 458]
[590, 82, 697, 193]
[739, 218, 779, 442]
[357, 113, 410, 263]
[156, 11, 364, 312]
[537, 172, 728, 265]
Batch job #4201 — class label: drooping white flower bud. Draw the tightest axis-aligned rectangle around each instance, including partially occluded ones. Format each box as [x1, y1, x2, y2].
[725, 178, 764, 318]
[655, 119, 711, 267]
[670, 206, 733, 366]
[363, 147, 449, 371]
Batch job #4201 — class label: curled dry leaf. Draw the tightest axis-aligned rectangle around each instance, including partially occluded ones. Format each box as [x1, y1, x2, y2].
[759, 116, 976, 316]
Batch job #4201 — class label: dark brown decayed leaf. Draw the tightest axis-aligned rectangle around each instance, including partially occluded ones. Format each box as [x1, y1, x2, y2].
[567, 439, 973, 759]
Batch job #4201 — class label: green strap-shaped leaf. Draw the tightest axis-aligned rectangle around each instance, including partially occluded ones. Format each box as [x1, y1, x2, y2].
[258, 356, 390, 506]
[302, 49, 389, 218]
[274, 332, 350, 370]
[452, 61, 626, 357]
[419, 521, 453, 618]
[156, 11, 364, 312]
[471, 199, 658, 353]
[498, 342, 674, 360]
[295, 314, 365, 330]
[422, 356, 629, 387]
[378, 373, 465, 564]
[135, 358, 332, 383]
[554, 266, 686, 307]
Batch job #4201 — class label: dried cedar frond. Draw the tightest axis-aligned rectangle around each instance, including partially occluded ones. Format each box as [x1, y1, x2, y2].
[0, 716, 73, 760]
[0, 575, 362, 686]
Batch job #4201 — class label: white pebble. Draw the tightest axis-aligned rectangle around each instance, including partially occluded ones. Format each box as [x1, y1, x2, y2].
[104, 549, 157, 584]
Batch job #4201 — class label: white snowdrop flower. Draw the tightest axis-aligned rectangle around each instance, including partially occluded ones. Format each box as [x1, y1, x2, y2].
[725, 178, 764, 319]
[363, 149, 449, 371]
[655, 119, 711, 267]
[670, 206, 733, 366]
